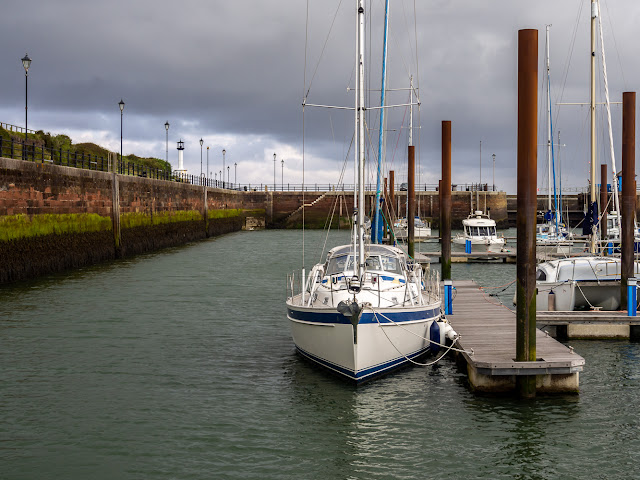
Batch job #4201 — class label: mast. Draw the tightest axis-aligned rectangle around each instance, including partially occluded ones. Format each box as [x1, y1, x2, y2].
[356, 0, 366, 274]
[589, 0, 597, 253]
[597, 0, 620, 216]
[373, 0, 389, 244]
[546, 25, 552, 213]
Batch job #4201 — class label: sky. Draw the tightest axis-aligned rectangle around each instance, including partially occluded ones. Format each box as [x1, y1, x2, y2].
[1, 0, 639, 194]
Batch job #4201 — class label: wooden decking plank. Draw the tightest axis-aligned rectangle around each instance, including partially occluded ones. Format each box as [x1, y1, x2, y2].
[446, 280, 585, 377]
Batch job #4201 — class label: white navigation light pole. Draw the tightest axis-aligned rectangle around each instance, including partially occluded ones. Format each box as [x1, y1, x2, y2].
[273, 152, 277, 191]
[222, 148, 226, 188]
[164, 121, 170, 164]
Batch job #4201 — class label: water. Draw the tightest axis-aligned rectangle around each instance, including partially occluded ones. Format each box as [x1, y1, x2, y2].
[1, 229, 639, 479]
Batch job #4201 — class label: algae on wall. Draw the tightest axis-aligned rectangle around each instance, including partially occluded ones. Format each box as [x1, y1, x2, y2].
[0, 213, 112, 242]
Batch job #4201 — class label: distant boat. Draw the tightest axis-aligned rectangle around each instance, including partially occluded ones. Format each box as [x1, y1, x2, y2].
[453, 210, 506, 253]
[393, 216, 431, 240]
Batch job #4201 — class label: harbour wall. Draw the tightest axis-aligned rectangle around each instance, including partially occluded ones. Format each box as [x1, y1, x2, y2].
[0, 157, 266, 284]
[3, 154, 636, 284]
[272, 190, 509, 229]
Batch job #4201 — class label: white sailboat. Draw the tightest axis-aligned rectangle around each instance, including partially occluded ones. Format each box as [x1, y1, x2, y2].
[536, 0, 623, 311]
[286, 0, 455, 382]
[536, 25, 573, 254]
[393, 216, 431, 241]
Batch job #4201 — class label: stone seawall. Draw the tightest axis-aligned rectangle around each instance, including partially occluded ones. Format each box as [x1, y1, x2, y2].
[271, 190, 509, 229]
[0, 157, 262, 284]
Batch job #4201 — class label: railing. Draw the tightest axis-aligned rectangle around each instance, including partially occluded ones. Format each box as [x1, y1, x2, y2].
[233, 182, 499, 192]
[0, 122, 36, 135]
[0, 135, 179, 182]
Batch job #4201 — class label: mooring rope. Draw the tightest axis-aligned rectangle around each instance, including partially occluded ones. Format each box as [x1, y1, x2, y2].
[366, 305, 470, 366]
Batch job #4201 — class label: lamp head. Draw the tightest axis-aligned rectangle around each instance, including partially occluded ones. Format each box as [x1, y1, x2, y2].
[200, 138, 203, 147]
[165, 121, 170, 131]
[21, 53, 31, 73]
[118, 99, 125, 112]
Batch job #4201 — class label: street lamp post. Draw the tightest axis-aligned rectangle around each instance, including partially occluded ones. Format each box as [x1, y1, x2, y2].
[273, 153, 277, 191]
[215, 172, 217, 185]
[281, 159, 284, 189]
[21, 53, 31, 158]
[118, 99, 125, 174]
[199, 138, 204, 180]
[206, 146, 210, 187]
[222, 149, 226, 189]
[227, 165, 230, 186]
[235, 162, 237, 186]
[164, 121, 170, 164]
[492, 153, 496, 191]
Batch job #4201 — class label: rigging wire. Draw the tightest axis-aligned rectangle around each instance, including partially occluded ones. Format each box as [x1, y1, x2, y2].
[304, 0, 345, 100]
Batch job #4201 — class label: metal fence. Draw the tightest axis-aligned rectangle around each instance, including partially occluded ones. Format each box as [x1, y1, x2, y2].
[0, 135, 177, 182]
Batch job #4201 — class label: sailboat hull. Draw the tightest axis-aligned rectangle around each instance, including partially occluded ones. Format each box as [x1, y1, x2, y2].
[287, 303, 440, 382]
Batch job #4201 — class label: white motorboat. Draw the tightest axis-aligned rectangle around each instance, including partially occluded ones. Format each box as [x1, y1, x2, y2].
[532, 256, 640, 311]
[393, 216, 431, 240]
[453, 210, 506, 253]
[286, 0, 456, 382]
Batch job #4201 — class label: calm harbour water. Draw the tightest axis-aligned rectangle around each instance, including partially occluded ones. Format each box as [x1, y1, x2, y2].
[1, 229, 639, 480]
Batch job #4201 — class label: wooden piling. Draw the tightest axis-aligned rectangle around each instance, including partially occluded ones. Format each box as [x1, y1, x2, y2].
[441, 120, 452, 280]
[389, 170, 395, 229]
[516, 29, 538, 398]
[622, 92, 636, 309]
[407, 146, 415, 258]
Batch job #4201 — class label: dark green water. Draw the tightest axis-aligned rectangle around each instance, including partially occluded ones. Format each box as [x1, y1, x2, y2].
[1, 230, 639, 479]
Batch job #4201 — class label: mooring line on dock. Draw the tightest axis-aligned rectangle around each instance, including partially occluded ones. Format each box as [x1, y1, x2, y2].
[368, 306, 471, 365]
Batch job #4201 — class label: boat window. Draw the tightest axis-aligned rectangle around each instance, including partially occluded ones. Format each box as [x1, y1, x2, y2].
[381, 255, 401, 274]
[536, 269, 546, 281]
[365, 256, 381, 270]
[326, 254, 350, 275]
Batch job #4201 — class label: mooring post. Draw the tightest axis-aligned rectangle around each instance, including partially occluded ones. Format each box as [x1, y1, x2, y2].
[110, 152, 122, 258]
[622, 92, 636, 316]
[441, 120, 452, 280]
[389, 170, 395, 230]
[407, 146, 416, 258]
[516, 29, 538, 398]
[600, 163, 608, 243]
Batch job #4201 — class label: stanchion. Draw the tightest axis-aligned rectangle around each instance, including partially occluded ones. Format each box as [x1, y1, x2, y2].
[627, 277, 637, 317]
[444, 279, 453, 315]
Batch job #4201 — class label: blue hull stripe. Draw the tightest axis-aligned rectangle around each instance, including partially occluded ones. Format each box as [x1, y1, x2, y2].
[288, 306, 440, 325]
[296, 345, 430, 382]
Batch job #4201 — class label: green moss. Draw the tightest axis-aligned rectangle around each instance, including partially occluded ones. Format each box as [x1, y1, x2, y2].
[207, 208, 245, 220]
[120, 210, 203, 229]
[0, 213, 112, 242]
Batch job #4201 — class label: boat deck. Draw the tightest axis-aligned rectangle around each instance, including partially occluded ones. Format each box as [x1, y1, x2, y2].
[446, 280, 585, 393]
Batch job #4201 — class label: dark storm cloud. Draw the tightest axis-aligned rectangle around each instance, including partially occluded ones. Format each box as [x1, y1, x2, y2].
[1, 0, 639, 190]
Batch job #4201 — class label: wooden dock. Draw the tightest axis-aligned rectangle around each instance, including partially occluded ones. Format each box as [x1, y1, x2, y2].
[415, 251, 517, 264]
[447, 280, 585, 394]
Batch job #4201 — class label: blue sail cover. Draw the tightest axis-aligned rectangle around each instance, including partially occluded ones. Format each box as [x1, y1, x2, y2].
[582, 201, 598, 236]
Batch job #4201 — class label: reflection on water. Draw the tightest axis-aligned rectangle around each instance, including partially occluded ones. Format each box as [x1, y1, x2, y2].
[1, 229, 639, 479]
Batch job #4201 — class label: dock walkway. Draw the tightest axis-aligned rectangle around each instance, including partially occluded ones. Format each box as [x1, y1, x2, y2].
[447, 280, 585, 393]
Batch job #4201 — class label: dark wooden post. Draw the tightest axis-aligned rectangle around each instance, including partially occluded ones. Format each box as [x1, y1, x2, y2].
[408, 146, 416, 258]
[600, 163, 608, 242]
[622, 92, 636, 310]
[441, 120, 452, 280]
[516, 29, 538, 398]
[389, 170, 395, 237]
